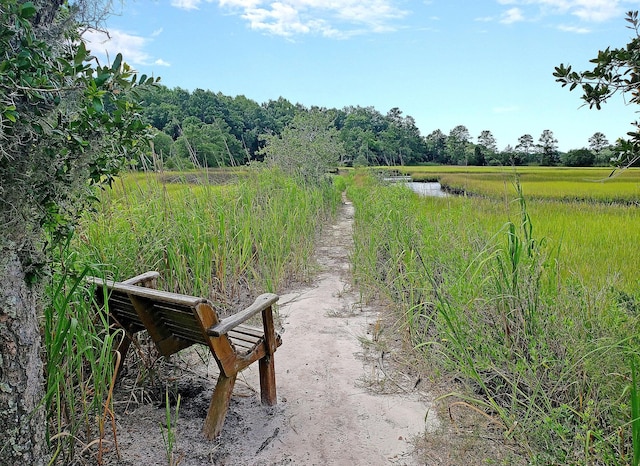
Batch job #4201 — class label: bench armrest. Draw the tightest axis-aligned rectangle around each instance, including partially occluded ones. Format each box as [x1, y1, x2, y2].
[121, 271, 161, 287]
[207, 293, 279, 337]
[86, 271, 160, 288]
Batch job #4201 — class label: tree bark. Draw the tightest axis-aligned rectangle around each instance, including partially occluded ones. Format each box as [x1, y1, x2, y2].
[0, 244, 47, 466]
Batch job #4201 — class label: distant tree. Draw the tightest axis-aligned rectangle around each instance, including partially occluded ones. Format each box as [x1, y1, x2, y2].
[339, 106, 386, 165]
[515, 134, 536, 164]
[353, 153, 369, 167]
[263, 97, 299, 133]
[138, 85, 184, 130]
[425, 129, 448, 163]
[380, 108, 426, 165]
[470, 145, 486, 166]
[259, 110, 345, 184]
[477, 130, 498, 152]
[554, 10, 640, 167]
[447, 125, 471, 164]
[563, 148, 596, 167]
[474, 130, 497, 165]
[228, 94, 274, 156]
[538, 130, 559, 165]
[499, 144, 520, 166]
[175, 117, 245, 167]
[150, 130, 179, 168]
[588, 131, 610, 155]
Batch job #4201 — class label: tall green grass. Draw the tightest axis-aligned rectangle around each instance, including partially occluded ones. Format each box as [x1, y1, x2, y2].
[75, 168, 339, 302]
[44, 247, 120, 465]
[347, 171, 640, 464]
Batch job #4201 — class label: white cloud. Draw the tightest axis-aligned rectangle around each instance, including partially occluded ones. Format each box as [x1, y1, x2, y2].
[500, 7, 525, 23]
[495, 0, 630, 23]
[557, 23, 592, 33]
[82, 29, 169, 68]
[215, 0, 408, 38]
[171, 0, 202, 10]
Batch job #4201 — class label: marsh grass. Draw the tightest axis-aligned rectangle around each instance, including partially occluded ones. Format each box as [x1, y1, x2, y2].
[161, 388, 181, 466]
[347, 170, 640, 464]
[76, 168, 339, 302]
[44, 252, 120, 465]
[395, 165, 640, 203]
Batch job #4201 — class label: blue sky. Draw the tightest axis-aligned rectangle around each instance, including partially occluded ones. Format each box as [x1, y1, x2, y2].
[85, 0, 640, 151]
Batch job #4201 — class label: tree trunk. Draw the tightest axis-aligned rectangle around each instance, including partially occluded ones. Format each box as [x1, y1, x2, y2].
[0, 244, 47, 466]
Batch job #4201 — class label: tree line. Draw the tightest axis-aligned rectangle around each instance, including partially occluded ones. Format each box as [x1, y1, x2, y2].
[137, 85, 616, 169]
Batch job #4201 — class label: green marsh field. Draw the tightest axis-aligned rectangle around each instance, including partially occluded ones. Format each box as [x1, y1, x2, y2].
[398, 166, 640, 292]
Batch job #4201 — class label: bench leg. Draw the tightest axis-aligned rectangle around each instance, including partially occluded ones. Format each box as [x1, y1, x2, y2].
[203, 372, 237, 439]
[259, 355, 277, 406]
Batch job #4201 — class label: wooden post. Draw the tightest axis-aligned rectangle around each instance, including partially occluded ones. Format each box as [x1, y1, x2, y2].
[203, 373, 237, 439]
[259, 305, 277, 405]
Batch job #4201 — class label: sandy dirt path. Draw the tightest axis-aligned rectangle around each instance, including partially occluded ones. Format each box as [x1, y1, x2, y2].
[242, 198, 439, 465]
[109, 198, 439, 465]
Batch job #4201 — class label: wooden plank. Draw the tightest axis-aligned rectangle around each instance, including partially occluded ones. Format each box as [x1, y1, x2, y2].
[194, 303, 237, 377]
[227, 331, 261, 346]
[87, 276, 206, 307]
[128, 295, 180, 357]
[207, 293, 278, 336]
[228, 340, 256, 352]
[203, 373, 237, 439]
[259, 303, 278, 405]
[162, 322, 203, 344]
[121, 271, 160, 286]
[232, 324, 263, 338]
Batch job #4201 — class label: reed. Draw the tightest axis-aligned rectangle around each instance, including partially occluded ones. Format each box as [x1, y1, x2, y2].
[347, 170, 640, 463]
[75, 168, 339, 302]
[44, 252, 119, 464]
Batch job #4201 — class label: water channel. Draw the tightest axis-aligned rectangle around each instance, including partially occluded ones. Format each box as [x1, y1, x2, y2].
[406, 181, 448, 197]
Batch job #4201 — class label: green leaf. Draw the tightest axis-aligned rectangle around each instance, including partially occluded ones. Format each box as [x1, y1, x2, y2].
[111, 53, 122, 72]
[92, 97, 103, 112]
[75, 41, 87, 65]
[20, 2, 36, 19]
[94, 72, 111, 87]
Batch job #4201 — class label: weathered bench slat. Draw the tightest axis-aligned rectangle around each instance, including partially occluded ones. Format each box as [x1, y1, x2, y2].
[232, 324, 264, 339]
[87, 272, 280, 439]
[227, 331, 260, 347]
[88, 276, 206, 307]
[207, 293, 279, 337]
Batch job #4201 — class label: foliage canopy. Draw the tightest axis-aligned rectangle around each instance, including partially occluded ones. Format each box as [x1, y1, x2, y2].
[554, 10, 640, 167]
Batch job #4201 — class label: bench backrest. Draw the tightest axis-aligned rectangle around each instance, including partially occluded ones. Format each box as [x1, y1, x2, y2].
[90, 278, 216, 356]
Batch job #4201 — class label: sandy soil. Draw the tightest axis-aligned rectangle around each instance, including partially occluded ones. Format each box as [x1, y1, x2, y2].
[102, 197, 525, 465]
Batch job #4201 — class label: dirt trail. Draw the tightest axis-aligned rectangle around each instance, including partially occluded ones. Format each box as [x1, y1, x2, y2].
[109, 199, 439, 465]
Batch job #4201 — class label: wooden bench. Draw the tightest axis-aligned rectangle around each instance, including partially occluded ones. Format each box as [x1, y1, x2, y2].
[87, 271, 281, 439]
